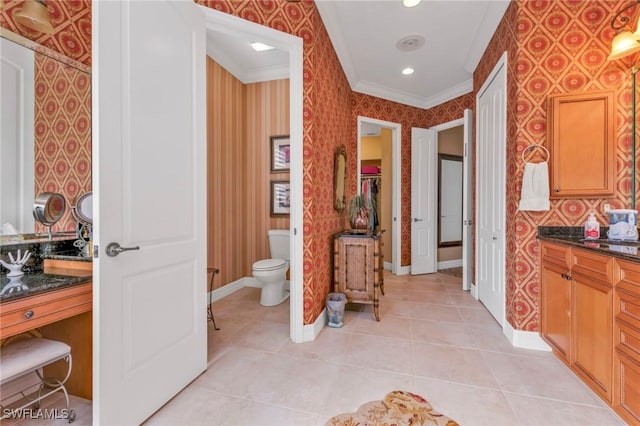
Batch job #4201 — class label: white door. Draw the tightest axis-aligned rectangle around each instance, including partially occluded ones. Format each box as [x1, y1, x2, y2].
[411, 128, 437, 275]
[476, 53, 507, 325]
[462, 109, 473, 291]
[93, 1, 207, 424]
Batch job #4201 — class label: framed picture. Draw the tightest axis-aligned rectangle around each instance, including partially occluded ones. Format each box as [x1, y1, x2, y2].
[270, 135, 291, 172]
[271, 181, 290, 216]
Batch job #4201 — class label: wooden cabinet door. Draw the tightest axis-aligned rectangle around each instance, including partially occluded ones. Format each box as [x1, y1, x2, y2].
[547, 91, 614, 198]
[541, 260, 572, 363]
[335, 236, 375, 303]
[571, 272, 613, 402]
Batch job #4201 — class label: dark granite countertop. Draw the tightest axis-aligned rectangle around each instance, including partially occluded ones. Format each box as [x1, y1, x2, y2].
[41, 250, 92, 262]
[538, 226, 640, 263]
[0, 271, 92, 303]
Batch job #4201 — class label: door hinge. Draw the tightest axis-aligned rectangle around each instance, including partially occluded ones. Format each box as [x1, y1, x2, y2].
[294, 228, 297, 235]
[93, 245, 99, 259]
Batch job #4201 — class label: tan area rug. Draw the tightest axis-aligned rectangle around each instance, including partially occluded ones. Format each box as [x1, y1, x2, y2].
[326, 390, 460, 426]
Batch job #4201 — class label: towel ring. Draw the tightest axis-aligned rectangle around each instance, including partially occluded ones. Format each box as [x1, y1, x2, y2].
[521, 144, 549, 163]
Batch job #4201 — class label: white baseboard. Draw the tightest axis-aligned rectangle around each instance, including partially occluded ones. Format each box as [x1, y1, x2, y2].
[208, 277, 249, 303]
[396, 266, 411, 275]
[384, 261, 392, 271]
[503, 320, 551, 351]
[438, 259, 462, 269]
[243, 277, 262, 288]
[470, 283, 478, 299]
[302, 308, 326, 342]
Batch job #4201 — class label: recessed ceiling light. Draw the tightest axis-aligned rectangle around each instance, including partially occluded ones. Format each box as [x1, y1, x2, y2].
[402, 67, 414, 75]
[402, 0, 421, 7]
[250, 42, 274, 52]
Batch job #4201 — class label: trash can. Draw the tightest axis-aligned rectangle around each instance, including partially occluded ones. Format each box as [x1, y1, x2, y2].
[326, 292, 347, 328]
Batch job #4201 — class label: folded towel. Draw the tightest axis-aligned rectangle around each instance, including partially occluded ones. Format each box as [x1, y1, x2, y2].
[518, 161, 550, 211]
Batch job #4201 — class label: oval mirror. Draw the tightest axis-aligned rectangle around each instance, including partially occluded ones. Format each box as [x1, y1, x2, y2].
[72, 192, 93, 225]
[33, 192, 66, 239]
[334, 145, 347, 212]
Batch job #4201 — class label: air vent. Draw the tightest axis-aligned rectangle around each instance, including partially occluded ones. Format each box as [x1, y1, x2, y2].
[396, 35, 425, 52]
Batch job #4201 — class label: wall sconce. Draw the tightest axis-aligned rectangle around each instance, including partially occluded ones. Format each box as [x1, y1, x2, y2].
[608, 0, 640, 209]
[13, 0, 54, 34]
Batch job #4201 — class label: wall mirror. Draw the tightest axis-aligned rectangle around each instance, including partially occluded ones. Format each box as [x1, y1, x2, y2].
[334, 144, 347, 212]
[0, 30, 91, 240]
[438, 154, 463, 247]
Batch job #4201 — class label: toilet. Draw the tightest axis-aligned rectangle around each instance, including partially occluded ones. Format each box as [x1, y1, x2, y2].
[252, 229, 290, 306]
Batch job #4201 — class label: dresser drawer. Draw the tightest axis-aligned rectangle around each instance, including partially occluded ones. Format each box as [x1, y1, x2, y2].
[0, 283, 92, 339]
[540, 241, 571, 269]
[614, 350, 640, 425]
[572, 248, 614, 285]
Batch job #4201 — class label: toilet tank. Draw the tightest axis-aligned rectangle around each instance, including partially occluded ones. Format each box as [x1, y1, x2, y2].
[268, 229, 290, 261]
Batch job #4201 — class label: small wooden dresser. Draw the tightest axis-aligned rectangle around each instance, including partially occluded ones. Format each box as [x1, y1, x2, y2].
[333, 231, 384, 321]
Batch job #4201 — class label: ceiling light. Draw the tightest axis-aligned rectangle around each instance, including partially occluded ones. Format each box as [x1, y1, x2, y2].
[402, 67, 414, 75]
[250, 42, 274, 52]
[402, 0, 421, 7]
[13, 0, 54, 34]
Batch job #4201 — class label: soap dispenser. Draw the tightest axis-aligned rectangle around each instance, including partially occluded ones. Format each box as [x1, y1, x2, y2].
[584, 211, 600, 240]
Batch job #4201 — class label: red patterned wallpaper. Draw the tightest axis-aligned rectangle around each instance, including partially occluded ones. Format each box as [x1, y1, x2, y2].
[197, 0, 351, 324]
[475, 0, 637, 331]
[351, 93, 473, 266]
[1, 0, 91, 66]
[34, 54, 92, 234]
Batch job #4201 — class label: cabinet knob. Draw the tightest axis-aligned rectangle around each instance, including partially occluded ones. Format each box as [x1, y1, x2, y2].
[24, 310, 34, 319]
[554, 188, 560, 192]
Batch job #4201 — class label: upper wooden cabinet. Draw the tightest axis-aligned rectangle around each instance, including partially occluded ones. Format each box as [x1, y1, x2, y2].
[547, 91, 615, 198]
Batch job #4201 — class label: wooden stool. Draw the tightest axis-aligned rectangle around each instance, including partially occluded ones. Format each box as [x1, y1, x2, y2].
[0, 338, 74, 422]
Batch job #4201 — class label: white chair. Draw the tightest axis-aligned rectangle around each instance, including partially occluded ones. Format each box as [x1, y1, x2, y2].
[0, 338, 74, 422]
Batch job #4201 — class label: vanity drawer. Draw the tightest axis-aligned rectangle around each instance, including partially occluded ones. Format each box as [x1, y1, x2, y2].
[540, 241, 571, 269]
[572, 248, 614, 285]
[0, 283, 92, 339]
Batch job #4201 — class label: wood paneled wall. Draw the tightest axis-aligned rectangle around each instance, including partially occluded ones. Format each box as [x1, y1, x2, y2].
[206, 57, 289, 289]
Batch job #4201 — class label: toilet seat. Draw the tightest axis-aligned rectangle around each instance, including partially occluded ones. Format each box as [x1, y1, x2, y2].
[253, 259, 287, 271]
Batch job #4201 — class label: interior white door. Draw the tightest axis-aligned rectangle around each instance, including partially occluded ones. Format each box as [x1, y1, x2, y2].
[411, 127, 437, 275]
[476, 55, 507, 325]
[462, 109, 473, 291]
[93, 1, 206, 424]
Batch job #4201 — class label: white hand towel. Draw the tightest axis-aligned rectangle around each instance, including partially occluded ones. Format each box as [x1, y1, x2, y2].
[518, 161, 550, 211]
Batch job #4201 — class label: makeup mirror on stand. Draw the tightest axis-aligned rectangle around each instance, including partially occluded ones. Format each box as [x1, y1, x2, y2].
[71, 192, 92, 256]
[32, 192, 66, 240]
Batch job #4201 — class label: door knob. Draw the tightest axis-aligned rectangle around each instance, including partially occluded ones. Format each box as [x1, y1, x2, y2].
[106, 242, 140, 257]
[413, 218, 423, 222]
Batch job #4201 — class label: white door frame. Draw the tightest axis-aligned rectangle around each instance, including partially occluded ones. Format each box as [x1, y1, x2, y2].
[356, 116, 403, 275]
[431, 118, 465, 274]
[199, 7, 305, 342]
[474, 52, 507, 324]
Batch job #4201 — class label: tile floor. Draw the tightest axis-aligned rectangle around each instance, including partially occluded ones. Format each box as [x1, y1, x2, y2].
[147, 271, 625, 426]
[5, 271, 626, 425]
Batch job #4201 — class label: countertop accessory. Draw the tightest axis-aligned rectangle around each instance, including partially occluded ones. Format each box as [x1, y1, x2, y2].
[33, 193, 66, 240]
[0, 249, 31, 277]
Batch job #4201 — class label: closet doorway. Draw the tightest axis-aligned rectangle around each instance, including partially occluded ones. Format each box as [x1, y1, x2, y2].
[431, 110, 473, 291]
[357, 116, 402, 274]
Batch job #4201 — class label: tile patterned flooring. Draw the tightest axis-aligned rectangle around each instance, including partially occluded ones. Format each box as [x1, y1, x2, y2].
[6, 271, 626, 425]
[147, 271, 625, 426]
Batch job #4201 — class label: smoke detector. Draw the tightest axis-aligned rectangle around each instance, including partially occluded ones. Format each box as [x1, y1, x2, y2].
[396, 35, 425, 52]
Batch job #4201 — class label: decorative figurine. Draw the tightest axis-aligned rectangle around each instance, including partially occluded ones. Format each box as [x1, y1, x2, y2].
[0, 249, 32, 277]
